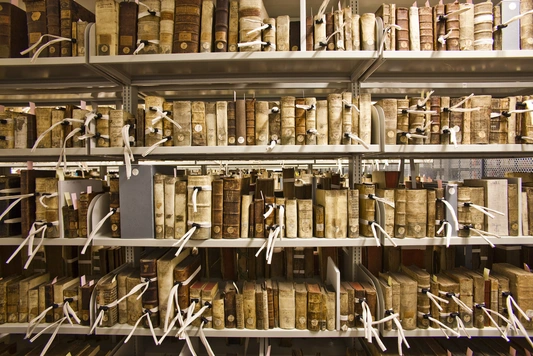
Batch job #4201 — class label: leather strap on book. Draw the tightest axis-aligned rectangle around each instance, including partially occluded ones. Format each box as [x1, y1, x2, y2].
[142, 136, 172, 157]
[124, 306, 159, 345]
[134, 40, 161, 55]
[419, 312, 460, 338]
[188, 185, 213, 212]
[122, 124, 135, 180]
[494, 10, 533, 31]
[504, 294, 533, 348]
[475, 303, 511, 341]
[441, 125, 460, 147]
[419, 287, 449, 311]
[0, 193, 34, 221]
[459, 224, 498, 248]
[374, 312, 409, 355]
[21, 35, 76, 63]
[63, 297, 81, 326]
[31, 118, 84, 152]
[463, 202, 504, 220]
[29, 316, 68, 356]
[138, 1, 161, 18]
[199, 317, 215, 356]
[344, 133, 369, 149]
[81, 207, 118, 254]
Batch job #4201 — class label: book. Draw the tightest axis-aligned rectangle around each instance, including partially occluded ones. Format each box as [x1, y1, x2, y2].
[216, 101, 228, 145]
[214, 0, 229, 52]
[187, 175, 213, 239]
[408, 5, 420, 51]
[328, 93, 342, 145]
[224, 281, 237, 328]
[405, 189, 427, 238]
[227, 0, 238, 52]
[434, 2, 446, 51]
[401, 265, 431, 329]
[275, 15, 289, 52]
[255, 101, 269, 145]
[18, 272, 50, 322]
[464, 179, 508, 236]
[59, 0, 94, 57]
[521, 0, 533, 50]
[0, 176, 21, 238]
[173, 0, 201, 53]
[174, 254, 201, 312]
[292, 19, 302, 51]
[255, 283, 266, 330]
[245, 98, 255, 145]
[238, 0, 268, 52]
[474, 2, 494, 50]
[235, 99, 246, 145]
[191, 101, 207, 146]
[159, 0, 174, 54]
[459, 3, 474, 51]
[223, 177, 242, 239]
[118, 2, 138, 55]
[212, 290, 225, 329]
[359, 93, 372, 146]
[0, 3, 28, 58]
[80, 279, 96, 326]
[200, 281, 219, 328]
[23, 0, 48, 57]
[140, 249, 165, 328]
[200, 0, 214, 52]
[153, 174, 166, 239]
[13, 112, 36, 149]
[388, 271, 417, 330]
[445, 1, 460, 51]
[396, 7, 409, 50]
[419, 4, 433, 50]
[211, 179, 223, 239]
[280, 96, 295, 145]
[117, 268, 133, 324]
[53, 277, 79, 321]
[278, 281, 295, 329]
[227, 101, 236, 145]
[95, 0, 119, 55]
[243, 280, 256, 329]
[315, 189, 347, 238]
[431, 273, 459, 328]
[444, 269, 474, 328]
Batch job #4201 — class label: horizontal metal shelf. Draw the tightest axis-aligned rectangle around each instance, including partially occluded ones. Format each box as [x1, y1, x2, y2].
[0, 237, 88, 246]
[95, 324, 365, 338]
[0, 148, 88, 162]
[372, 144, 533, 159]
[381, 327, 519, 338]
[382, 236, 533, 247]
[0, 323, 90, 335]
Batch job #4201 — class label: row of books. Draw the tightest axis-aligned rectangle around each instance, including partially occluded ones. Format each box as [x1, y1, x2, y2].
[379, 94, 533, 146]
[2, 336, 111, 356]
[377, 1, 533, 52]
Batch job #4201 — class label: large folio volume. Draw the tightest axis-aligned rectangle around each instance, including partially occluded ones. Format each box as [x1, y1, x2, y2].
[239, 0, 269, 52]
[0, 3, 28, 58]
[187, 175, 213, 239]
[119, 2, 138, 55]
[173, 0, 201, 53]
[95, 0, 119, 55]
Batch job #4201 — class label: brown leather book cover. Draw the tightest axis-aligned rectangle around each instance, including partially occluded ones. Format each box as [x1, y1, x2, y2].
[35, 177, 59, 238]
[245, 98, 255, 145]
[254, 283, 266, 330]
[433, 3, 446, 51]
[243, 280, 256, 329]
[109, 178, 120, 238]
[77, 191, 97, 238]
[268, 101, 281, 145]
[362, 282, 379, 327]
[227, 101, 236, 145]
[80, 280, 96, 326]
[214, 0, 229, 52]
[356, 184, 376, 237]
[0, 276, 22, 324]
[223, 177, 242, 239]
[117, 268, 132, 324]
[159, 0, 174, 54]
[314, 204, 325, 238]
[227, 0, 238, 52]
[60, 0, 94, 57]
[429, 96, 441, 144]
[223, 281, 236, 328]
[212, 179, 223, 239]
[431, 273, 459, 328]
[290, 20, 301, 51]
[443, 269, 474, 328]
[174, 254, 201, 310]
[291, 282, 306, 330]
[235, 99, 246, 146]
[427, 189, 436, 237]
[445, 1, 460, 50]
[35, 107, 52, 148]
[124, 270, 141, 326]
[396, 7, 409, 51]
[419, 5, 433, 50]
[118, 2, 138, 55]
[23, 0, 48, 57]
[140, 249, 165, 328]
[174, 0, 201, 53]
[200, 281, 219, 328]
[490, 98, 508, 144]
[305, 282, 321, 332]
[457, 267, 485, 329]
[189, 280, 207, 326]
[53, 277, 79, 321]
[324, 11, 334, 50]
[253, 198, 264, 238]
[473, 2, 492, 50]
[341, 281, 355, 328]
[0, 3, 28, 58]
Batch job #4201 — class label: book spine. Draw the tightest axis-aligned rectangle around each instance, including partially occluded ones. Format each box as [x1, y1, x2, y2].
[254, 198, 264, 238]
[174, 180, 187, 238]
[227, 101, 236, 145]
[236, 99, 246, 146]
[245, 99, 256, 145]
[216, 101, 228, 146]
[360, 13, 375, 51]
[521, 0, 533, 50]
[419, 6, 433, 50]
[434, 4, 446, 51]
[396, 7, 409, 50]
[212, 179, 223, 239]
[295, 98, 306, 145]
[173, 0, 201, 53]
[154, 174, 165, 239]
[408, 6, 420, 51]
[304, 98, 317, 145]
[474, 2, 494, 50]
[200, 0, 214, 52]
[297, 199, 313, 238]
[268, 101, 281, 144]
[191, 101, 207, 146]
[470, 95, 492, 144]
[25, 0, 48, 57]
[205, 102, 216, 146]
[118, 2, 138, 55]
[0, 114, 14, 149]
[159, 0, 174, 54]
[173, 101, 192, 146]
[223, 177, 241, 239]
[187, 175, 212, 240]
[334, 9, 345, 50]
[255, 101, 269, 145]
[263, 18, 276, 52]
[140, 258, 159, 328]
[276, 15, 290, 51]
[328, 94, 342, 145]
[352, 14, 360, 50]
[95, 0, 119, 55]
[445, 2, 460, 51]
[137, 0, 161, 54]
[214, 0, 229, 52]
[281, 96, 295, 145]
[47, 0, 60, 57]
[405, 190, 427, 238]
[227, 0, 238, 52]
[238, 0, 262, 52]
[359, 93, 372, 146]
[344, 7, 352, 51]
[316, 100, 328, 145]
[164, 176, 177, 239]
[459, 3, 474, 50]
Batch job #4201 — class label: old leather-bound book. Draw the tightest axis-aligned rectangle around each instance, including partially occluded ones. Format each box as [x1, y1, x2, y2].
[268, 101, 281, 145]
[314, 205, 325, 238]
[206, 102, 217, 146]
[457, 186, 485, 237]
[6, 274, 28, 323]
[325, 11, 334, 50]
[157, 248, 190, 328]
[118, 2, 138, 55]
[314, 11, 326, 51]
[294, 98, 306, 145]
[377, 278, 393, 331]
[110, 110, 133, 147]
[254, 198, 265, 239]
[201, 281, 219, 328]
[396, 98, 409, 144]
[227, 0, 238, 52]
[341, 92, 353, 144]
[200, 0, 214, 52]
[212, 290, 225, 330]
[172, 101, 191, 146]
[35, 108, 52, 148]
[145, 96, 164, 146]
[457, 267, 486, 328]
[28, 284, 42, 322]
[396, 7, 409, 50]
[276, 15, 290, 51]
[278, 281, 295, 329]
[18, 272, 50, 322]
[375, 4, 391, 50]
[316, 189, 347, 238]
[214, 0, 229, 52]
[459, 3, 474, 51]
[20, 171, 54, 238]
[377, 188, 395, 237]
[239, 0, 268, 52]
[379, 272, 400, 330]
[216, 101, 228, 146]
[117, 268, 132, 324]
[153, 174, 166, 239]
[35, 177, 59, 238]
[191, 101, 207, 146]
[0, 276, 24, 324]
[223, 177, 242, 239]
[303, 97, 317, 145]
[95, 106, 112, 147]
[283, 167, 295, 199]
[303, 17, 311, 51]
[474, 2, 493, 50]
[356, 183, 376, 238]
[431, 273, 459, 328]
[433, 2, 446, 51]
[235, 284, 244, 329]
[189, 280, 207, 326]
[293, 283, 307, 330]
[223, 281, 237, 328]
[297, 199, 313, 238]
[140, 249, 166, 327]
[341, 282, 355, 328]
[0, 3, 27, 58]
[347, 189, 360, 238]
[361, 281, 377, 322]
[508, 182, 519, 236]
[408, 97, 426, 145]
[235, 99, 246, 145]
[243, 280, 256, 329]
[254, 283, 266, 330]
[408, 5, 420, 51]
[470, 95, 492, 144]
[159, 0, 174, 54]
[174, 254, 201, 311]
[419, 4, 433, 50]
[401, 265, 430, 329]
[521, 0, 533, 49]
[173, 0, 201, 53]
[51, 108, 65, 148]
[464, 179, 508, 236]
[445, 1, 460, 51]
[388, 272, 417, 330]
[13, 112, 36, 149]
[95, 0, 119, 55]
[328, 93, 342, 145]
[316, 100, 328, 145]
[338, 283, 349, 330]
[53, 277, 79, 321]
[444, 269, 474, 328]
[245, 98, 256, 145]
[426, 189, 436, 237]
[255, 101, 269, 145]
[173, 179, 187, 238]
[227, 101, 236, 145]
[125, 270, 142, 326]
[59, 0, 94, 57]
[187, 175, 213, 239]
[23, 0, 48, 57]
[212, 179, 223, 239]
[490, 98, 508, 144]
[429, 96, 441, 144]
[109, 176, 120, 238]
[324, 284, 335, 331]
[405, 189, 427, 238]
[281, 96, 296, 145]
[334, 9, 345, 50]
[376, 99, 397, 145]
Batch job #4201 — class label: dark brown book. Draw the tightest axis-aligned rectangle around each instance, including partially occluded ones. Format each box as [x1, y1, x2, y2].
[80, 280, 96, 326]
[20, 170, 55, 238]
[60, 0, 94, 57]
[173, 0, 201, 53]
[214, 0, 229, 52]
[23, 0, 48, 57]
[223, 177, 242, 239]
[96, 273, 118, 327]
[246, 98, 256, 145]
[212, 179, 223, 239]
[77, 191, 97, 238]
[0, 3, 28, 58]
[433, 3, 446, 51]
[295, 98, 306, 145]
[227, 101, 236, 145]
[430, 96, 441, 144]
[174, 254, 201, 310]
[139, 249, 165, 328]
[235, 99, 246, 146]
[290, 20, 301, 51]
[109, 177, 120, 238]
[445, 1, 460, 51]
[118, 1, 138, 55]
[253, 198, 264, 239]
[396, 7, 409, 51]
[325, 12, 334, 50]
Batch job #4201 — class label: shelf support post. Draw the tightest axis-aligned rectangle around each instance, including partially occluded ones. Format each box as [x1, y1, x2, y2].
[348, 154, 362, 189]
[123, 85, 138, 113]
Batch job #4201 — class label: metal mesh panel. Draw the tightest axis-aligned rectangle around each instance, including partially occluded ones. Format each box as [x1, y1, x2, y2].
[482, 158, 533, 177]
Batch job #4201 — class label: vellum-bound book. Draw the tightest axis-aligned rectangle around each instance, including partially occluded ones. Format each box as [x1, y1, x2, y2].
[444, 269, 474, 328]
[341, 92, 352, 145]
[256, 101, 269, 145]
[408, 5, 420, 51]
[464, 179, 508, 236]
[377, 99, 397, 145]
[459, 3, 474, 50]
[191, 101, 207, 146]
[457, 186, 485, 237]
[315, 189, 347, 238]
[316, 100, 328, 145]
[360, 13, 375, 50]
[305, 98, 317, 145]
[457, 267, 486, 328]
[430, 273, 459, 328]
[239, 0, 269, 52]
[95, 0, 119, 55]
[145, 96, 164, 146]
[200, 0, 215, 52]
[262, 18, 276, 52]
[434, 2, 446, 51]
[359, 93, 372, 146]
[136, 0, 161, 54]
[159, 0, 174, 54]
[187, 175, 213, 239]
[388, 272, 417, 330]
[173, 101, 192, 146]
[297, 199, 313, 238]
[470, 95, 492, 144]
[377, 278, 393, 331]
[401, 265, 430, 329]
[356, 183, 375, 238]
[276, 15, 290, 51]
[206, 102, 216, 147]
[405, 189, 427, 238]
[328, 94, 342, 145]
[521, 0, 533, 49]
[281, 96, 295, 145]
[347, 190, 359, 238]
